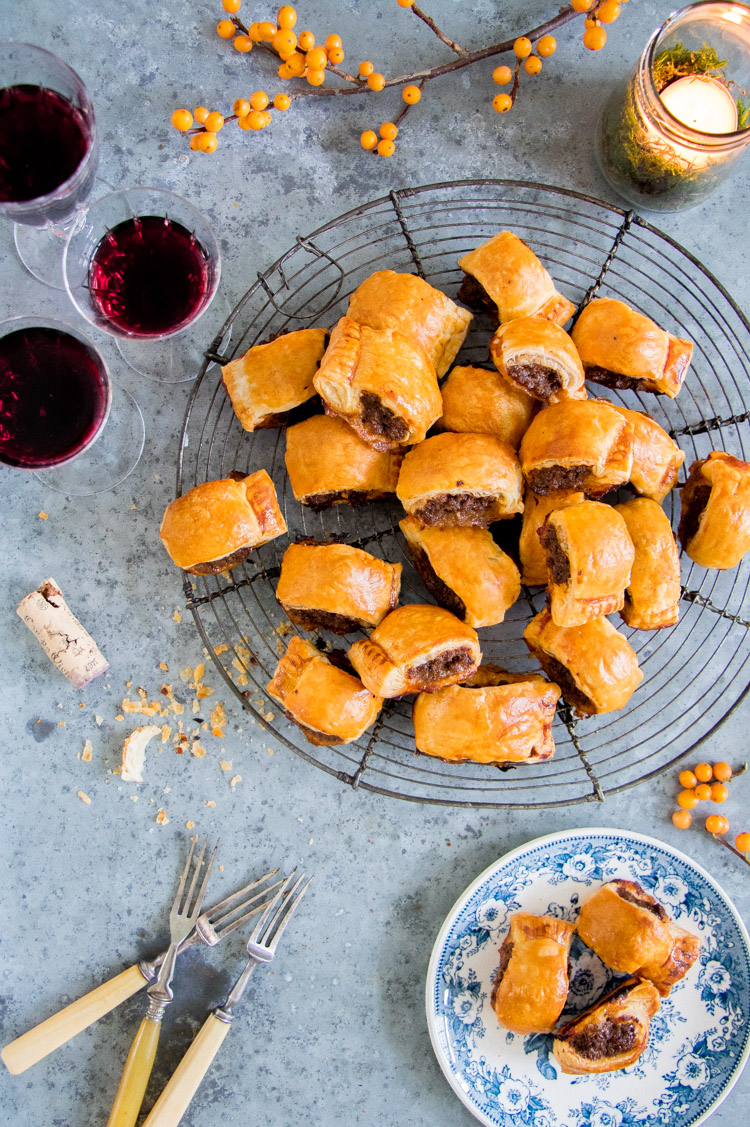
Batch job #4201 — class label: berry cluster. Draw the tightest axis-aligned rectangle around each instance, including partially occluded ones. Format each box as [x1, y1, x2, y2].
[671, 760, 750, 862]
[491, 35, 557, 115]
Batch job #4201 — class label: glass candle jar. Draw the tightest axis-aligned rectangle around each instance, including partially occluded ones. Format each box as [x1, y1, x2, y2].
[598, 2, 750, 211]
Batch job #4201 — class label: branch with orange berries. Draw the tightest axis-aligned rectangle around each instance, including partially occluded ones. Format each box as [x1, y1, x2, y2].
[170, 0, 630, 157]
[670, 759, 750, 868]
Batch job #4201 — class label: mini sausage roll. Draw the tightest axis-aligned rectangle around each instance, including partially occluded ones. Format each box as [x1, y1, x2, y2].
[285, 414, 403, 510]
[313, 316, 442, 452]
[539, 500, 635, 627]
[611, 404, 685, 503]
[614, 498, 681, 630]
[400, 516, 520, 628]
[348, 603, 481, 697]
[519, 399, 634, 497]
[553, 978, 661, 1075]
[519, 489, 586, 586]
[412, 666, 560, 764]
[524, 608, 643, 716]
[267, 635, 382, 746]
[577, 880, 702, 997]
[571, 297, 693, 398]
[396, 432, 524, 527]
[438, 365, 536, 450]
[678, 450, 750, 569]
[457, 230, 576, 327]
[491, 913, 576, 1035]
[346, 270, 472, 378]
[221, 328, 328, 431]
[160, 470, 287, 575]
[276, 540, 402, 634]
[489, 316, 586, 404]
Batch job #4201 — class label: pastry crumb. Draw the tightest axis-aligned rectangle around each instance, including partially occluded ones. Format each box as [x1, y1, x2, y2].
[121, 724, 161, 783]
[267, 747, 274, 755]
[192, 742, 207, 758]
[215, 643, 229, 655]
[155, 809, 170, 825]
[173, 609, 182, 623]
[219, 759, 232, 771]
[130, 795, 138, 802]
[38, 511, 48, 519]
[58, 720, 66, 727]
[81, 739, 93, 762]
[77, 791, 91, 804]
[94, 715, 103, 726]
[185, 820, 195, 829]
[161, 724, 172, 744]
[229, 774, 242, 788]
[204, 799, 216, 807]
[159, 661, 169, 671]
[115, 715, 124, 722]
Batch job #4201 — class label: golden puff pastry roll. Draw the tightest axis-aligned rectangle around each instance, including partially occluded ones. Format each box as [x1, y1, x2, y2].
[412, 666, 560, 764]
[346, 270, 472, 378]
[519, 399, 634, 497]
[457, 230, 576, 327]
[266, 635, 382, 746]
[678, 450, 750, 569]
[524, 608, 643, 716]
[610, 404, 685, 502]
[614, 498, 681, 630]
[539, 500, 635, 628]
[348, 603, 480, 697]
[396, 432, 524, 527]
[577, 880, 701, 997]
[519, 489, 585, 585]
[285, 414, 403, 509]
[553, 978, 661, 1075]
[489, 316, 586, 404]
[400, 517, 520, 628]
[160, 471, 287, 575]
[438, 365, 537, 450]
[276, 540, 401, 634]
[221, 328, 328, 432]
[491, 913, 576, 1035]
[313, 316, 442, 451]
[572, 297, 693, 398]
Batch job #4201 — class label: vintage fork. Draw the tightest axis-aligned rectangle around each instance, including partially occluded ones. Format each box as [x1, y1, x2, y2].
[105, 837, 218, 1127]
[142, 870, 312, 1127]
[1, 867, 282, 1076]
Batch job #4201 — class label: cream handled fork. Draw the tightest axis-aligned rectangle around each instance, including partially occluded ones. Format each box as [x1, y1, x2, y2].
[142, 870, 312, 1127]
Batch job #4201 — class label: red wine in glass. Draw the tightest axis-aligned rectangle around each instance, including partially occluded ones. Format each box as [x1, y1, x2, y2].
[88, 216, 211, 337]
[0, 326, 109, 468]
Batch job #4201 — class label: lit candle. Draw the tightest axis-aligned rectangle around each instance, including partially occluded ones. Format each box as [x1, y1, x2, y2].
[659, 74, 739, 134]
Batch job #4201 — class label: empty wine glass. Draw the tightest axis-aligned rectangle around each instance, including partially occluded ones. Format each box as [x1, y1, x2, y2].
[63, 187, 225, 383]
[0, 42, 99, 289]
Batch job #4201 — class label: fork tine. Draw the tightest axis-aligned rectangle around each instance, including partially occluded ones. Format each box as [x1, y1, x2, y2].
[209, 878, 286, 933]
[248, 868, 297, 944]
[180, 836, 208, 915]
[254, 872, 306, 947]
[172, 837, 197, 912]
[204, 868, 280, 923]
[264, 875, 313, 953]
[189, 840, 219, 918]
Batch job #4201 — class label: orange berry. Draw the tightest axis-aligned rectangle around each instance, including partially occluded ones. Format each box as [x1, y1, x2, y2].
[402, 84, 421, 103]
[245, 110, 268, 130]
[571, 0, 592, 9]
[248, 22, 262, 41]
[233, 98, 250, 117]
[277, 5, 297, 28]
[298, 30, 315, 51]
[278, 62, 292, 79]
[261, 111, 272, 127]
[250, 90, 269, 110]
[679, 770, 698, 789]
[328, 46, 345, 65]
[222, 0, 241, 11]
[325, 34, 343, 52]
[583, 26, 607, 50]
[710, 783, 729, 803]
[272, 29, 297, 56]
[194, 106, 209, 124]
[306, 68, 326, 86]
[171, 108, 193, 132]
[713, 761, 732, 781]
[274, 93, 291, 111]
[677, 789, 699, 810]
[217, 20, 236, 39]
[493, 65, 513, 85]
[360, 129, 378, 151]
[524, 56, 542, 76]
[199, 132, 218, 152]
[598, 1, 621, 23]
[514, 37, 532, 59]
[359, 60, 374, 77]
[380, 121, 398, 140]
[398, 0, 415, 6]
[735, 832, 750, 853]
[368, 73, 386, 92]
[204, 112, 224, 133]
[537, 35, 557, 57]
[706, 814, 730, 835]
[258, 21, 277, 41]
[672, 810, 692, 829]
[237, 114, 252, 130]
[286, 51, 306, 75]
[233, 35, 253, 52]
[585, 16, 598, 26]
[306, 46, 328, 70]
[377, 139, 395, 158]
[695, 762, 713, 782]
[492, 93, 513, 113]
[189, 134, 204, 151]
[694, 783, 712, 801]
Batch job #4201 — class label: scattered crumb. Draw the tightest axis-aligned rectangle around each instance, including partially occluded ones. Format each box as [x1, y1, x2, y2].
[81, 740, 93, 762]
[262, 711, 274, 723]
[115, 715, 124, 722]
[173, 609, 182, 623]
[219, 864, 224, 871]
[185, 820, 195, 829]
[130, 795, 138, 803]
[210, 702, 227, 738]
[267, 747, 274, 755]
[219, 760, 232, 771]
[77, 791, 91, 805]
[58, 720, 66, 727]
[194, 662, 205, 682]
[131, 503, 137, 510]
[215, 643, 229, 655]
[161, 724, 172, 744]
[192, 699, 200, 714]
[125, 681, 132, 688]
[204, 800, 216, 807]
[308, 838, 314, 846]
[196, 685, 214, 699]
[79, 702, 85, 709]
[94, 715, 103, 726]
[155, 809, 170, 825]
[180, 666, 193, 683]
[38, 511, 48, 520]
[192, 742, 206, 758]
[170, 699, 184, 715]
[121, 725, 162, 783]
[159, 662, 169, 671]
[229, 774, 242, 788]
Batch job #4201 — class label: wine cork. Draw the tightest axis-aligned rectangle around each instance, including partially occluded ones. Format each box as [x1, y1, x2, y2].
[17, 578, 109, 689]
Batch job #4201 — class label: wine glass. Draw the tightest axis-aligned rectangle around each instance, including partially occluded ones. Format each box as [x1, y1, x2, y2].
[0, 315, 145, 495]
[0, 42, 99, 289]
[63, 187, 226, 384]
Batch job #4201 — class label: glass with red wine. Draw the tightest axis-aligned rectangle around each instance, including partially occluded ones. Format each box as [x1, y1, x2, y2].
[0, 42, 99, 288]
[0, 316, 144, 495]
[64, 187, 225, 383]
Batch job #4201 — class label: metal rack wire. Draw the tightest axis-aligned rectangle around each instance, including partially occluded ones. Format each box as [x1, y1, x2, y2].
[176, 180, 750, 809]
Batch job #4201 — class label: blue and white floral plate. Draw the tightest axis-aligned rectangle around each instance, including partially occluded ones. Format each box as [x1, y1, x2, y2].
[426, 829, 750, 1127]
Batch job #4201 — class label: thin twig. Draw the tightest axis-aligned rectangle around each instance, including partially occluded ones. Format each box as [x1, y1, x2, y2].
[714, 835, 750, 866]
[411, 3, 467, 58]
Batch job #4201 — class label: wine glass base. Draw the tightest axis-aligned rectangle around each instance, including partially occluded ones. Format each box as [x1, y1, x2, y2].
[13, 222, 69, 289]
[114, 294, 233, 384]
[33, 386, 145, 496]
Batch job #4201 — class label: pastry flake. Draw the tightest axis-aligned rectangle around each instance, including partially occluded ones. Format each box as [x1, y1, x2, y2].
[519, 399, 634, 497]
[518, 489, 585, 586]
[610, 404, 685, 502]
[457, 230, 576, 326]
[490, 315, 586, 404]
[437, 364, 537, 449]
[285, 413, 403, 509]
[491, 912, 576, 1034]
[553, 977, 661, 1075]
[614, 498, 681, 630]
[221, 327, 328, 431]
[678, 450, 750, 569]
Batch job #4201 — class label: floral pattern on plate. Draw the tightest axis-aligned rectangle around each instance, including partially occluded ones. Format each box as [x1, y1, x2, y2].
[425, 829, 750, 1127]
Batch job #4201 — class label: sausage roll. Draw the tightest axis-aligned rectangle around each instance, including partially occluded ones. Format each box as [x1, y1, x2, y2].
[221, 328, 328, 431]
[614, 498, 681, 630]
[553, 978, 661, 1075]
[489, 315, 586, 404]
[539, 500, 635, 627]
[571, 297, 693, 398]
[577, 880, 702, 997]
[457, 230, 576, 327]
[524, 608, 643, 716]
[412, 666, 560, 764]
[519, 399, 634, 497]
[678, 450, 750, 569]
[400, 516, 520, 628]
[491, 913, 576, 1035]
[519, 489, 586, 586]
[160, 470, 287, 575]
[276, 540, 402, 634]
[348, 603, 481, 697]
[396, 432, 524, 527]
[346, 270, 472, 378]
[266, 635, 382, 746]
[313, 316, 442, 451]
[611, 404, 685, 503]
[438, 365, 536, 450]
[285, 414, 403, 509]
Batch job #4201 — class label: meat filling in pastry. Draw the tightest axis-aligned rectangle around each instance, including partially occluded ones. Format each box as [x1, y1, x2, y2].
[614, 498, 681, 630]
[285, 414, 403, 509]
[457, 230, 576, 327]
[553, 978, 661, 1075]
[519, 399, 634, 497]
[519, 489, 586, 586]
[678, 450, 750, 569]
[437, 365, 536, 450]
[490, 315, 586, 404]
[221, 327, 328, 431]
[491, 912, 576, 1034]
[610, 404, 685, 503]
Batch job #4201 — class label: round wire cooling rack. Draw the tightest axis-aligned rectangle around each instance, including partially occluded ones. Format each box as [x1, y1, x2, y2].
[176, 179, 750, 810]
